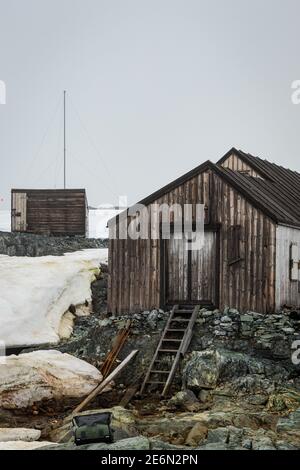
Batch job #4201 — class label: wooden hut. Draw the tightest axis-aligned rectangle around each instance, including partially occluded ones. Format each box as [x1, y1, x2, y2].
[11, 189, 88, 236]
[108, 148, 300, 314]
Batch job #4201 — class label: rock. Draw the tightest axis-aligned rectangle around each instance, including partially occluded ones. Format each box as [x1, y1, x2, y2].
[183, 350, 220, 390]
[227, 426, 244, 446]
[44, 436, 186, 451]
[252, 436, 275, 450]
[0, 441, 56, 450]
[282, 328, 295, 334]
[99, 318, 113, 327]
[151, 439, 187, 450]
[230, 375, 274, 396]
[202, 311, 214, 318]
[197, 442, 229, 450]
[59, 311, 76, 339]
[241, 314, 254, 323]
[247, 394, 269, 406]
[185, 423, 208, 446]
[276, 408, 300, 436]
[206, 427, 229, 444]
[168, 390, 201, 412]
[147, 310, 160, 328]
[183, 349, 249, 391]
[0, 428, 41, 442]
[276, 440, 300, 450]
[0, 232, 107, 257]
[228, 308, 239, 315]
[242, 438, 252, 449]
[78, 436, 150, 450]
[183, 348, 290, 399]
[0, 350, 102, 409]
[198, 389, 211, 403]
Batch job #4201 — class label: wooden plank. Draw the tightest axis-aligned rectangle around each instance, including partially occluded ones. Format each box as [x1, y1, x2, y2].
[71, 350, 139, 416]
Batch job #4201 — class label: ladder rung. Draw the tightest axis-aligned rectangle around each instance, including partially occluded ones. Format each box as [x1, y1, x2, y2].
[162, 338, 182, 342]
[158, 348, 178, 353]
[171, 318, 190, 322]
[175, 309, 193, 314]
[167, 329, 186, 332]
[147, 381, 165, 385]
[140, 304, 199, 397]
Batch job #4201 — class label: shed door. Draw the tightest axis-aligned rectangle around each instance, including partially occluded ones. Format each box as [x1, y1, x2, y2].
[166, 231, 218, 305]
[11, 192, 27, 232]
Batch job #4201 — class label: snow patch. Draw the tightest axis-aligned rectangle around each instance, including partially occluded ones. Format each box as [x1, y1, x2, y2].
[0, 249, 108, 347]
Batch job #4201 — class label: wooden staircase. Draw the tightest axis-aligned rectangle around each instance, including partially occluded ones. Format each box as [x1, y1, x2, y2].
[140, 304, 200, 397]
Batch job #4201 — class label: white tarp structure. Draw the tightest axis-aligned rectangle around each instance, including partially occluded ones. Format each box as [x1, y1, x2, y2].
[88, 206, 123, 238]
[0, 211, 10, 232]
[0, 249, 108, 347]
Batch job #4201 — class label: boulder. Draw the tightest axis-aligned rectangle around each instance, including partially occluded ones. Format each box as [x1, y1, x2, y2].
[0, 350, 102, 409]
[168, 390, 201, 412]
[0, 441, 56, 450]
[252, 436, 276, 450]
[80, 436, 150, 450]
[0, 428, 41, 442]
[206, 427, 229, 444]
[183, 349, 250, 391]
[183, 348, 289, 399]
[185, 423, 208, 446]
[276, 408, 300, 437]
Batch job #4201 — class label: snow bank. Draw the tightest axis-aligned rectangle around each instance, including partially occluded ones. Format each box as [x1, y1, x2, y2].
[0, 249, 108, 347]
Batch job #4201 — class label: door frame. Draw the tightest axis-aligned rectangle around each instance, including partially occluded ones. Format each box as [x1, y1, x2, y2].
[160, 223, 220, 308]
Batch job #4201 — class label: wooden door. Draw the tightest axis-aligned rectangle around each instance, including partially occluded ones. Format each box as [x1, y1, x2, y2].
[165, 230, 218, 305]
[191, 231, 217, 304]
[11, 192, 27, 232]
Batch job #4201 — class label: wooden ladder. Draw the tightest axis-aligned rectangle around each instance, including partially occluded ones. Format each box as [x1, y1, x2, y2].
[140, 304, 200, 397]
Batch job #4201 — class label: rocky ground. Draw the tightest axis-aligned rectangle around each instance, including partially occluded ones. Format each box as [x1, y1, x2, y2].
[0, 231, 107, 257]
[1, 255, 300, 450]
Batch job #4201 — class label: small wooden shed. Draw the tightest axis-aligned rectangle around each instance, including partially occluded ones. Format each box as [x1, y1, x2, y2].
[11, 189, 88, 236]
[108, 148, 300, 314]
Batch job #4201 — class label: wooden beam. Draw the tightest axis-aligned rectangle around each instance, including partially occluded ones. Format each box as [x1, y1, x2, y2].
[71, 350, 139, 416]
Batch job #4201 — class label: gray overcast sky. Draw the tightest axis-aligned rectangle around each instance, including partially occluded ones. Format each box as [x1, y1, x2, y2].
[0, 0, 300, 209]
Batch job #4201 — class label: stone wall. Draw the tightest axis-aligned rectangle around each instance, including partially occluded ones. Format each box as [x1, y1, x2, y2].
[0, 231, 108, 257]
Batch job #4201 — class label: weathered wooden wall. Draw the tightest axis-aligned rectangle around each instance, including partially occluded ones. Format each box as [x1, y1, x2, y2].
[211, 173, 276, 313]
[275, 225, 300, 309]
[108, 166, 276, 314]
[11, 189, 87, 236]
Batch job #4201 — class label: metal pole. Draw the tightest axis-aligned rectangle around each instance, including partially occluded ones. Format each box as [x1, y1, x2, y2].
[64, 90, 66, 189]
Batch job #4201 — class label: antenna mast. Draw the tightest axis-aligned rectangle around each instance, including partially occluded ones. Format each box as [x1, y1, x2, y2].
[64, 90, 66, 189]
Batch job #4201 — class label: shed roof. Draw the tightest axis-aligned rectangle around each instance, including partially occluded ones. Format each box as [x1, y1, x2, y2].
[108, 148, 300, 228]
[217, 148, 300, 227]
